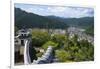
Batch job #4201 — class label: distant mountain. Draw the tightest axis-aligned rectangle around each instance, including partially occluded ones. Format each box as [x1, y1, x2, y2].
[46, 15, 94, 35]
[15, 7, 94, 36]
[15, 8, 68, 29]
[46, 16, 94, 29]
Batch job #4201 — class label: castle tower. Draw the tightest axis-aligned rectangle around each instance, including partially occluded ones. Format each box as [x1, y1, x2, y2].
[15, 29, 32, 64]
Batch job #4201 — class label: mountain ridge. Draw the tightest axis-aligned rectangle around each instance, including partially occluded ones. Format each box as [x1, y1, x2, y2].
[15, 8, 94, 30]
[15, 8, 68, 29]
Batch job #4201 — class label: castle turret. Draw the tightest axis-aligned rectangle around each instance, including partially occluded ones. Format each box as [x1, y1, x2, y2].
[15, 29, 32, 64]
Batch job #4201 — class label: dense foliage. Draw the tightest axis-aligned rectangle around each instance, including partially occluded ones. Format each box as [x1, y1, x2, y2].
[55, 49, 71, 62]
[31, 29, 50, 47]
[31, 30, 94, 62]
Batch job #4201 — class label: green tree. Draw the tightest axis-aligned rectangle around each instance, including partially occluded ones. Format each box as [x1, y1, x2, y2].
[55, 49, 71, 62]
[32, 30, 50, 47]
[51, 34, 66, 48]
[42, 41, 58, 50]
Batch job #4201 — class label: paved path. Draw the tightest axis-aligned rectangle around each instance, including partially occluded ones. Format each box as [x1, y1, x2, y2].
[24, 40, 31, 64]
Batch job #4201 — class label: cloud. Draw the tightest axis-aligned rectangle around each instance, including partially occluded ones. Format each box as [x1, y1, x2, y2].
[23, 7, 34, 13]
[47, 7, 66, 12]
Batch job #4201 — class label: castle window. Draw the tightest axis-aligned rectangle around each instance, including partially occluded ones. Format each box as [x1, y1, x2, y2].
[21, 40, 24, 46]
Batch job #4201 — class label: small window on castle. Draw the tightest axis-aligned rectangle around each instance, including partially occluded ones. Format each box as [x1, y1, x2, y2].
[15, 40, 18, 43]
[21, 40, 24, 46]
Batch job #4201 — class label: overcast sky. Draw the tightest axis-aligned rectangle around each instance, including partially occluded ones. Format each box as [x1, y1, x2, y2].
[15, 3, 94, 18]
